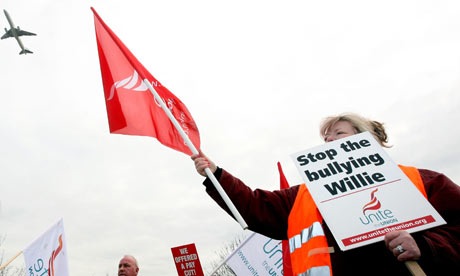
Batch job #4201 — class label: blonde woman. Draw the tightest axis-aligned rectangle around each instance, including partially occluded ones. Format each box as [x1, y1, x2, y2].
[192, 113, 460, 276]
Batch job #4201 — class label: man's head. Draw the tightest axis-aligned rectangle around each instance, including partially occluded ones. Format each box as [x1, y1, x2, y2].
[118, 255, 139, 276]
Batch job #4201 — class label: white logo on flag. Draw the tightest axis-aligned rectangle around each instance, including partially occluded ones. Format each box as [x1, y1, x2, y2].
[107, 71, 175, 112]
[107, 70, 148, 100]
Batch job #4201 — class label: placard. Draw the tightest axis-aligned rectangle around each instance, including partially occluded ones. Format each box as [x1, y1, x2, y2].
[171, 243, 204, 276]
[290, 132, 445, 250]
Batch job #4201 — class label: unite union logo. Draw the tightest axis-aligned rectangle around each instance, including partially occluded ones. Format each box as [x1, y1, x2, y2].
[107, 70, 148, 101]
[48, 234, 64, 276]
[358, 188, 398, 226]
[362, 188, 381, 214]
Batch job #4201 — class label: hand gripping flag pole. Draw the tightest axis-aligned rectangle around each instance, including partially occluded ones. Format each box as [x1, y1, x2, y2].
[91, 7, 247, 229]
[143, 80, 248, 229]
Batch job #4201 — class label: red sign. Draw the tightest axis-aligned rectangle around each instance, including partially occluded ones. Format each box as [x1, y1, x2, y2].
[171, 243, 204, 276]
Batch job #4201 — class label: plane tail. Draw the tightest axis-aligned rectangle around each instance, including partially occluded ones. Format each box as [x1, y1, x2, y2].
[20, 49, 33, 55]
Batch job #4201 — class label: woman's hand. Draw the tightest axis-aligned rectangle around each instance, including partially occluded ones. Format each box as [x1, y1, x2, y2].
[384, 230, 421, 261]
[191, 150, 217, 177]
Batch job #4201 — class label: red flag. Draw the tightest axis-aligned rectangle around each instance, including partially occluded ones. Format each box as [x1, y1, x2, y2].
[91, 7, 200, 155]
[277, 162, 294, 276]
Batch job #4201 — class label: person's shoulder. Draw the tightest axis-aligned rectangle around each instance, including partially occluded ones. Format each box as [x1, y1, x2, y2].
[415, 167, 459, 189]
[415, 167, 454, 181]
[399, 164, 444, 178]
[399, 164, 456, 185]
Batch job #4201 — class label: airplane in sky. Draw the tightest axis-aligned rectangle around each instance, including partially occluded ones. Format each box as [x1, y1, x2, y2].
[1, 9, 36, 55]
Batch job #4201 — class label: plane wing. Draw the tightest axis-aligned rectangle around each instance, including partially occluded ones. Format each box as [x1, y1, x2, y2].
[1, 27, 36, 39]
[16, 28, 36, 37]
[1, 29, 12, 39]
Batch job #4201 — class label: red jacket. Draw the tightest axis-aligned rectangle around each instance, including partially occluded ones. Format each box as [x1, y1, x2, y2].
[203, 167, 460, 276]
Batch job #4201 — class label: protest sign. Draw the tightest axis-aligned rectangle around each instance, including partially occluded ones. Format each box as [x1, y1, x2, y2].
[171, 243, 204, 276]
[291, 132, 446, 250]
[226, 232, 283, 276]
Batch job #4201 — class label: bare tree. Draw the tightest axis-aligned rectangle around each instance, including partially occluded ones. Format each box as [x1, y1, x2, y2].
[204, 233, 249, 276]
[0, 235, 25, 276]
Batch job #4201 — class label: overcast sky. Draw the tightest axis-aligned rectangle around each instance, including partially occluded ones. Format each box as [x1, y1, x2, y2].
[1, 1, 459, 275]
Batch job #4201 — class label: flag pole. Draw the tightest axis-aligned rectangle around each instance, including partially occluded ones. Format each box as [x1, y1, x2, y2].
[143, 80, 248, 230]
[0, 251, 22, 271]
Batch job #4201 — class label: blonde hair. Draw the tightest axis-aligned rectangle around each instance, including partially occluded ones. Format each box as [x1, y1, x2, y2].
[319, 113, 391, 148]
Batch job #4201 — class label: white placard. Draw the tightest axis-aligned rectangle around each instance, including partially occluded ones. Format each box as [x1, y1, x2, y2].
[291, 132, 446, 250]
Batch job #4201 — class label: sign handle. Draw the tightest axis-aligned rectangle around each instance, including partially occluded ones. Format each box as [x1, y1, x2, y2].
[405, 261, 426, 276]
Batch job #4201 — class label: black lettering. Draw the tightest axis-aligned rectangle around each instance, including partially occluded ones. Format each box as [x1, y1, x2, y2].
[324, 172, 386, 195]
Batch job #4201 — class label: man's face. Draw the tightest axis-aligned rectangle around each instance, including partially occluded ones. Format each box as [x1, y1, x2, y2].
[118, 256, 139, 276]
